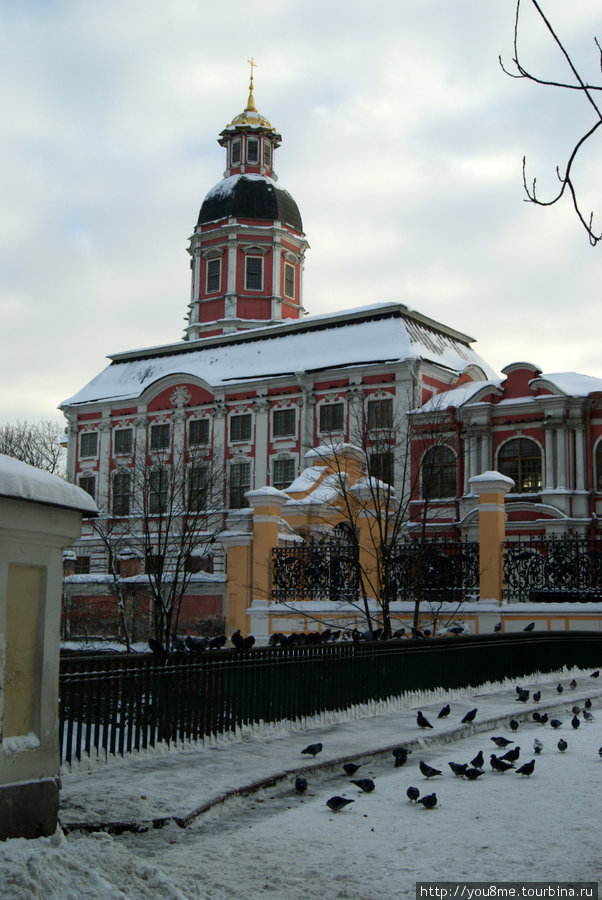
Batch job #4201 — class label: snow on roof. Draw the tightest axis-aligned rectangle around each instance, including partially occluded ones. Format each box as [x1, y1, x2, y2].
[60, 304, 495, 408]
[412, 379, 502, 413]
[531, 372, 602, 397]
[203, 172, 278, 202]
[0, 455, 98, 514]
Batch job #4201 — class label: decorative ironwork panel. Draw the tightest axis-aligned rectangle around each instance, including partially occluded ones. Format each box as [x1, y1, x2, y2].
[504, 536, 602, 602]
[272, 541, 360, 603]
[388, 538, 480, 603]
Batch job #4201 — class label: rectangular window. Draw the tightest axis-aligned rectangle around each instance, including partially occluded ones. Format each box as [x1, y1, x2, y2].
[73, 556, 90, 575]
[80, 432, 98, 458]
[284, 263, 295, 299]
[79, 474, 96, 499]
[114, 428, 133, 455]
[245, 256, 263, 291]
[148, 468, 169, 515]
[231, 140, 241, 165]
[319, 403, 344, 434]
[263, 141, 271, 168]
[145, 552, 164, 575]
[150, 423, 170, 451]
[189, 419, 209, 446]
[247, 138, 259, 164]
[229, 461, 251, 508]
[188, 466, 209, 512]
[206, 258, 220, 293]
[230, 413, 252, 443]
[273, 458, 295, 491]
[273, 408, 296, 438]
[367, 398, 393, 430]
[369, 451, 395, 486]
[112, 472, 131, 516]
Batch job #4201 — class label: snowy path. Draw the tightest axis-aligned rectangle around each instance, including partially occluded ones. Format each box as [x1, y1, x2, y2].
[1, 666, 601, 899]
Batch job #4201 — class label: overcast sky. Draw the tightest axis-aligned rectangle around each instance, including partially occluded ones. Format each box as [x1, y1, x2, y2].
[1, 0, 601, 425]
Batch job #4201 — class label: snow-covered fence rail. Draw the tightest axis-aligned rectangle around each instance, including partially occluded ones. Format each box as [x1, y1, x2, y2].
[58, 631, 602, 765]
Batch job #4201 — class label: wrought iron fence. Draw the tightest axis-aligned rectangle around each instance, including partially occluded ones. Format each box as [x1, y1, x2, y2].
[272, 541, 359, 602]
[59, 632, 602, 764]
[272, 538, 479, 604]
[504, 535, 602, 603]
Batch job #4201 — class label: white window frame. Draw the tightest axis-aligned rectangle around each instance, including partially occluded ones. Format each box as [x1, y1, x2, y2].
[79, 432, 98, 459]
[229, 413, 252, 444]
[188, 418, 210, 447]
[318, 402, 345, 435]
[231, 139, 241, 166]
[263, 140, 271, 168]
[114, 427, 133, 456]
[150, 423, 170, 452]
[272, 457, 295, 491]
[284, 263, 295, 299]
[246, 138, 259, 164]
[78, 473, 96, 499]
[272, 408, 296, 438]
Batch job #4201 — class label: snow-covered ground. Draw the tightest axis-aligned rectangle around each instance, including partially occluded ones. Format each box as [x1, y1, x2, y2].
[2, 667, 601, 899]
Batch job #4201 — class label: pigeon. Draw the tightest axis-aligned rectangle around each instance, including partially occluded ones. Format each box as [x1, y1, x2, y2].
[598, 746, 602, 758]
[411, 627, 426, 639]
[417, 792, 437, 809]
[533, 739, 544, 754]
[185, 634, 208, 652]
[470, 750, 484, 769]
[590, 670, 600, 678]
[584, 698, 592, 709]
[532, 712, 541, 723]
[533, 691, 541, 702]
[343, 763, 361, 776]
[516, 689, 529, 703]
[494, 622, 502, 633]
[490, 754, 515, 773]
[461, 708, 477, 724]
[538, 714, 548, 725]
[417, 711, 433, 729]
[419, 761, 442, 779]
[393, 748, 410, 768]
[464, 767, 485, 780]
[583, 710, 594, 722]
[448, 625, 464, 636]
[148, 638, 168, 656]
[301, 743, 323, 757]
[491, 736, 514, 748]
[510, 719, 519, 732]
[571, 716, 580, 730]
[499, 746, 520, 764]
[523, 622, 535, 632]
[516, 759, 535, 777]
[448, 761, 468, 777]
[438, 704, 450, 719]
[572, 705, 581, 715]
[243, 635, 255, 650]
[326, 796, 354, 812]
[350, 778, 375, 793]
[209, 634, 227, 650]
[557, 683, 564, 694]
[231, 629, 245, 650]
[295, 776, 308, 793]
[170, 634, 188, 652]
[550, 719, 562, 729]
[569, 679, 577, 690]
[557, 739, 568, 752]
[406, 786, 420, 802]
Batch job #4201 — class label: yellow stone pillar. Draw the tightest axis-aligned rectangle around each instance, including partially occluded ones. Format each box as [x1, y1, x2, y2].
[247, 488, 289, 642]
[221, 532, 253, 635]
[469, 471, 514, 604]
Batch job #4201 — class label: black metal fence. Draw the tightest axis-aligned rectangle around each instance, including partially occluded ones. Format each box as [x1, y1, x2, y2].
[504, 536, 602, 603]
[59, 631, 601, 764]
[272, 538, 479, 604]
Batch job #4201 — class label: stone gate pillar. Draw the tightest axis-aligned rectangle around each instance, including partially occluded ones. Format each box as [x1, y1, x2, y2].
[469, 471, 514, 604]
[246, 487, 289, 642]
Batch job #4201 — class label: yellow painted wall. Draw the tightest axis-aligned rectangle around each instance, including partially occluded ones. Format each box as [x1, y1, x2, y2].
[4, 564, 44, 738]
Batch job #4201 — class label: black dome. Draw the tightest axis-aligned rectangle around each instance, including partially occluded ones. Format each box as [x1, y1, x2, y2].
[198, 175, 303, 232]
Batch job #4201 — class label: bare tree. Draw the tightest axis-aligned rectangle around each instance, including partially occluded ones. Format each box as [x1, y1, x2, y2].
[501, 0, 602, 245]
[0, 420, 66, 474]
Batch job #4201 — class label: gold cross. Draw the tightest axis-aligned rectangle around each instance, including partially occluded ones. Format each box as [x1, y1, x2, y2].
[248, 57, 257, 88]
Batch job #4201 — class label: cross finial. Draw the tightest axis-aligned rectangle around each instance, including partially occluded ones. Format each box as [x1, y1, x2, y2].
[246, 57, 257, 111]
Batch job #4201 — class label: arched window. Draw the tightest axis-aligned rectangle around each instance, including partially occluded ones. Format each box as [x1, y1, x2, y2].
[596, 441, 602, 492]
[497, 438, 542, 493]
[421, 446, 456, 500]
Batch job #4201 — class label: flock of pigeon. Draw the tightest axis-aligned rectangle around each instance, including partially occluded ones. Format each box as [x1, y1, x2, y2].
[296, 669, 601, 814]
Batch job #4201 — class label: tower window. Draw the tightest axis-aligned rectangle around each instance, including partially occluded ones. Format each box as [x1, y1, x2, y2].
[247, 139, 259, 164]
[230, 414, 252, 443]
[189, 419, 209, 446]
[245, 256, 263, 291]
[231, 140, 241, 165]
[150, 423, 170, 451]
[114, 428, 133, 455]
[263, 141, 271, 168]
[284, 263, 295, 299]
[206, 259, 221, 293]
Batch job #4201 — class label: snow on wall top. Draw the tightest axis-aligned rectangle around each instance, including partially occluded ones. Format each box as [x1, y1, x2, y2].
[531, 372, 602, 396]
[412, 380, 502, 413]
[61, 305, 495, 408]
[0, 455, 98, 514]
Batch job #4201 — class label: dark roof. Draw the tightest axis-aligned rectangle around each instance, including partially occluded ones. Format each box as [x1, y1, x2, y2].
[197, 175, 303, 232]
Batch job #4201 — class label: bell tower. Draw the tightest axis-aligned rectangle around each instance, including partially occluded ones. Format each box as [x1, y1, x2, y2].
[185, 62, 309, 341]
